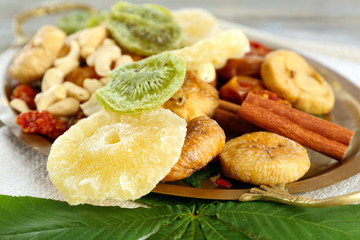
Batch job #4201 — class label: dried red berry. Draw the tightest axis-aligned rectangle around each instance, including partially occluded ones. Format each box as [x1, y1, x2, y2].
[254, 89, 292, 107]
[246, 41, 271, 57]
[47, 120, 69, 140]
[16, 110, 68, 139]
[215, 178, 232, 188]
[11, 84, 38, 109]
[16, 110, 55, 135]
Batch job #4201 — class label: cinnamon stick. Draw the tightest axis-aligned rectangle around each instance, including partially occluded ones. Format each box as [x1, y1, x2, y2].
[219, 99, 241, 115]
[213, 107, 260, 136]
[236, 93, 355, 161]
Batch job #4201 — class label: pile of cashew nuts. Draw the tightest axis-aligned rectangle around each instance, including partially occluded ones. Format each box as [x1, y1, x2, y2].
[9, 25, 134, 118]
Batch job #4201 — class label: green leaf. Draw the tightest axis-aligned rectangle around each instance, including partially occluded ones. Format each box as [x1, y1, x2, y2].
[182, 163, 221, 188]
[204, 201, 360, 239]
[138, 193, 196, 209]
[312, 113, 324, 119]
[1, 194, 360, 240]
[0, 195, 184, 240]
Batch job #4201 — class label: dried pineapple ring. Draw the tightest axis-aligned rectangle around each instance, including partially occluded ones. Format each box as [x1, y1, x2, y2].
[172, 29, 250, 71]
[219, 131, 310, 186]
[9, 25, 66, 83]
[163, 116, 225, 182]
[261, 49, 335, 115]
[47, 108, 187, 205]
[173, 8, 219, 46]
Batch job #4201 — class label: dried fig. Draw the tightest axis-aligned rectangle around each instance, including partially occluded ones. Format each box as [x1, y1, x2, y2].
[219, 131, 310, 186]
[163, 116, 225, 182]
[163, 71, 219, 122]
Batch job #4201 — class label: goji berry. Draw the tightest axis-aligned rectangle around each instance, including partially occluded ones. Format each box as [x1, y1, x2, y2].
[47, 120, 69, 140]
[16, 110, 68, 139]
[254, 89, 292, 107]
[11, 84, 37, 109]
[246, 41, 271, 57]
[215, 178, 232, 188]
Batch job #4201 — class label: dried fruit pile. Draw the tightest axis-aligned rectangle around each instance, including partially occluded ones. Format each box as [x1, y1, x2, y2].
[7, 1, 343, 205]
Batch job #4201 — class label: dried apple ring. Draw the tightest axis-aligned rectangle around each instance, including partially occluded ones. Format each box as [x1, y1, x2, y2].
[261, 49, 335, 115]
[163, 116, 225, 182]
[219, 131, 310, 186]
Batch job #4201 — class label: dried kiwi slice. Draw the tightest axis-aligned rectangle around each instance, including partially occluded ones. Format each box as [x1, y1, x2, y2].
[96, 52, 186, 113]
[56, 11, 92, 35]
[56, 10, 108, 35]
[107, 2, 184, 56]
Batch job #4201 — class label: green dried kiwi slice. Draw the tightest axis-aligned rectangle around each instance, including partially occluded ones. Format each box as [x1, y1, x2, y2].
[56, 10, 108, 35]
[96, 52, 186, 113]
[56, 11, 92, 35]
[107, 2, 184, 56]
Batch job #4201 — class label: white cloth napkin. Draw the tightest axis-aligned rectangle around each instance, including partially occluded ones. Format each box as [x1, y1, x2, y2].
[1, 24, 360, 204]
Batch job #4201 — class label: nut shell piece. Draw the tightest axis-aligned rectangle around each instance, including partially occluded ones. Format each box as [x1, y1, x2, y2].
[9, 25, 66, 83]
[163, 116, 225, 182]
[261, 49, 335, 115]
[219, 131, 310, 186]
[163, 71, 219, 122]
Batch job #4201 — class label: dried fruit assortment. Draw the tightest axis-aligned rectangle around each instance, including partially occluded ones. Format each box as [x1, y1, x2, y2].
[7, 1, 347, 205]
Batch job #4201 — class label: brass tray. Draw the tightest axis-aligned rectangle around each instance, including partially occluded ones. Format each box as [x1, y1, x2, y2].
[0, 13, 359, 201]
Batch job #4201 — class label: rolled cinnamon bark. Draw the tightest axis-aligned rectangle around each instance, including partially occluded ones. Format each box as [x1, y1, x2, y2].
[222, 93, 355, 161]
[213, 107, 260, 136]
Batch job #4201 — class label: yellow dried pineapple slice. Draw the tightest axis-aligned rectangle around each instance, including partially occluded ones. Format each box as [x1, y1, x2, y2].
[219, 131, 310, 186]
[47, 108, 187, 205]
[172, 29, 250, 71]
[173, 8, 219, 46]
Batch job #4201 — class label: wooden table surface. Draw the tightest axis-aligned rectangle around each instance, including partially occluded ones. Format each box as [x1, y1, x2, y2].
[0, 0, 359, 52]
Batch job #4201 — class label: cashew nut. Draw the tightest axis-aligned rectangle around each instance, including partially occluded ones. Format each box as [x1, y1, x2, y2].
[83, 78, 103, 94]
[41, 68, 64, 92]
[102, 38, 117, 46]
[46, 97, 80, 116]
[41, 40, 80, 92]
[10, 98, 30, 113]
[94, 49, 121, 76]
[86, 39, 121, 77]
[115, 54, 133, 67]
[56, 58, 80, 76]
[35, 84, 66, 110]
[80, 93, 101, 116]
[74, 25, 108, 58]
[87, 44, 121, 64]
[100, 77, 110, 85]
[62, 81, 90, 102]
[54, 40, 80, 67]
